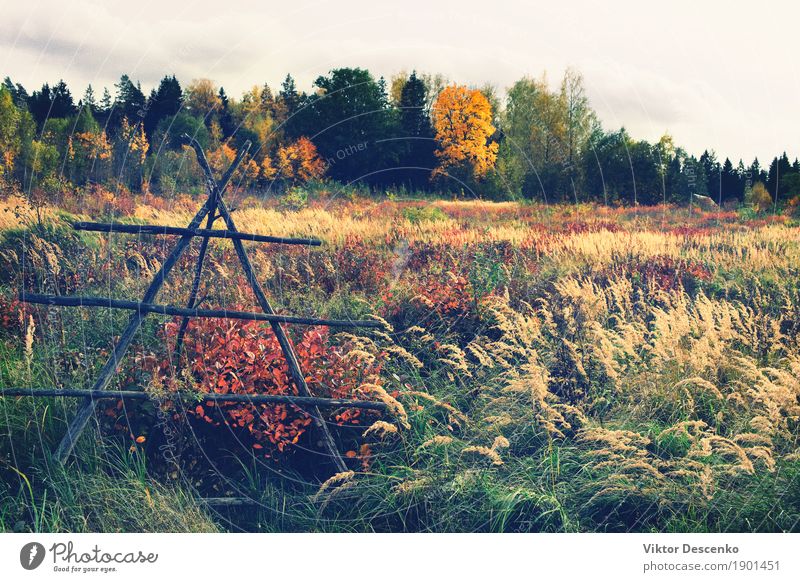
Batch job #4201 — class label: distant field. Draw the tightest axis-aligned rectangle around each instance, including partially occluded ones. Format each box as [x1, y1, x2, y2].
[1, 192, 799, 532]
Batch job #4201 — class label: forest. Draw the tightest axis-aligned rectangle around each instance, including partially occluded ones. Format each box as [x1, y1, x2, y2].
[1, 68, 798, 207]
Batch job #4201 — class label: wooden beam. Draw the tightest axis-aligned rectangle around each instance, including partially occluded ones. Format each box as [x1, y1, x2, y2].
[20, 293, 383, 329]
[0, 388, 388, 411]
[198, 498, 261, 507]
[172, 206, 217, 369]
[72, 222, 323, 247]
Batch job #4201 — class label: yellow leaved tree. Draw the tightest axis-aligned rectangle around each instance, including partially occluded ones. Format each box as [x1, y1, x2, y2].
[431, 84, 498, 181]
[274, 137, 326, 184]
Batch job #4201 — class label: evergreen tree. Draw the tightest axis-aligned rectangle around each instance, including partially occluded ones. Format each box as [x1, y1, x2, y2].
[398, 71, 435, 188]
[27, 80, 76, 127]
[278, 74, 303, 137]
[51, 80, 76, 118]
[399, 72, 430, 137]
[720, 158, 738, 203]
[700, 150, 720, 203]
[665, 150, 688, 203]
[95, 87, 113, 128]
[734, 160, 748, 202]
[767, 152, 792, 201]
[110, 74, 146, 132]
[28, 82, 52, 126]
[144, 75, 182, 137]
[260, 83, 274, 113]
[299, 67, 400, 184]
[684, 155, 708, 198]
[749, 158, 767, 186]
[82, 85, 98, 115]
[217, 87, 236, 138]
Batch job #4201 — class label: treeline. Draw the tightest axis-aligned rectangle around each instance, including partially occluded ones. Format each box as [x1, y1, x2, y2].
[1, 68, 798, 205]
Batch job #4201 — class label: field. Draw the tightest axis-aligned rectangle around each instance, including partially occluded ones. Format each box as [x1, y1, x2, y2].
[1, 188, 800, 533]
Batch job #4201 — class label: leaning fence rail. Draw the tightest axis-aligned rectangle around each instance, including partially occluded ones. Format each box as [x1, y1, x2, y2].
[0, 388, 388, 411]
[20, 293, 383, 329]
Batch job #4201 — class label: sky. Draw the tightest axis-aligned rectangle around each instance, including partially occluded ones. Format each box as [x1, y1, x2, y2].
[1, 0, 797, 164]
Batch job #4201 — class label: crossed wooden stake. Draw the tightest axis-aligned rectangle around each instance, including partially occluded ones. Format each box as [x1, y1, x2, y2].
[14, 136, 385, 472]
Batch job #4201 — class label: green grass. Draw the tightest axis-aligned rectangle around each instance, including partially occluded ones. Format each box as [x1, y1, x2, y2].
[2, 206, 800, 533]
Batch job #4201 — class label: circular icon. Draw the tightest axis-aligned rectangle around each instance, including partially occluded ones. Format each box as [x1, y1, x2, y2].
[20, 542, 46, 570]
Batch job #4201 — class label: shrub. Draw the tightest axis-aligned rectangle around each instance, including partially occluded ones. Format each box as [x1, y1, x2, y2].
[746, 181, 773, 212]
[149, 318, 384, 458]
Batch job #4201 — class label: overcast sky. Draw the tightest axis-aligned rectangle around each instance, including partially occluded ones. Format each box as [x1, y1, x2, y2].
[1, 0, 797, 163]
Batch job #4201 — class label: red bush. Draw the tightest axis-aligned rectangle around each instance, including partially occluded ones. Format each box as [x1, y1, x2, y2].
[160, 317, 383, 456]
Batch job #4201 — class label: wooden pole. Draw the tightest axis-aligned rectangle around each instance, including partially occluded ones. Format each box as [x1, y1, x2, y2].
[172, 206, 217, 367]
[20, 293, 382, 329]
[0, 388, 388, 411]
[72, 222, 322, 247]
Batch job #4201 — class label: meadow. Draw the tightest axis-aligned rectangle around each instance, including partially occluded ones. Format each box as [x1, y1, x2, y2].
[1, 187, 799, 532]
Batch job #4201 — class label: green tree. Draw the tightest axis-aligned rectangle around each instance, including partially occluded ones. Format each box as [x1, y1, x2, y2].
[154, 112, 208, 151]
[278, 74, 303, 137]
[2, 77, 29, 108]
[0, 86, 21, 188]
[216, 87, 236, 139]
[27, 80, 76, 127]
[298, 67, 400, 184]
[560, 68, 596, 175]
[82, 85, 98, 115]
[767, 152, 792, 202]
[110, 74, 146, 133]
[496, 73, 595, 202]
[398, 71, 435, 188]
[144, 75, 183, 137]
[583, 128, 663, 205]
[720, 158, 741, 203]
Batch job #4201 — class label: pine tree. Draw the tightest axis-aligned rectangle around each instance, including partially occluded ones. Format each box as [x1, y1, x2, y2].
[700, 150, 720, 203]
[144, 75, 182, 137]
[278, 74, 302, 137]
[96, 88, 113, 127]
[748, 158, 766, 188]
[260, 83, 274, 114]
[767, 156, 780, 199]
[99, 88, 112, 113]
[82, 85, 97, 115]
[398, 71, 435, 188]
[734, 160, 747, 202]
[27, 83, 50, 127]
[111, 74, 146, 133]
[720, 158, 737, 204]
[769, 152, 793, 202]
[217, 87, 235, 138]
[399, 72, 429, 137]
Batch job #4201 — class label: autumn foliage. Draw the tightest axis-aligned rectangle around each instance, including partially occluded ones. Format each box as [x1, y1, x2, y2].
[431, 85, 498, 179]
[273, 137, 326, 184]
[157, 318, 383, 456]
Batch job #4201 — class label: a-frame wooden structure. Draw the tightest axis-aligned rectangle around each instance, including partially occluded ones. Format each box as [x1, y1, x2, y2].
[15, 136, 385, 472]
